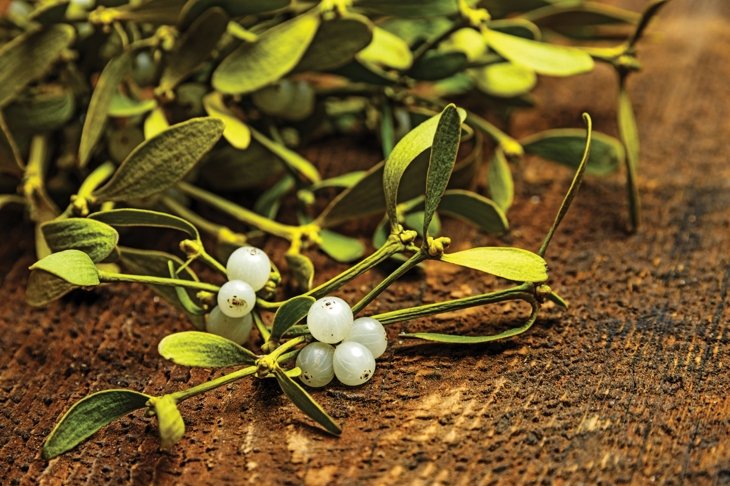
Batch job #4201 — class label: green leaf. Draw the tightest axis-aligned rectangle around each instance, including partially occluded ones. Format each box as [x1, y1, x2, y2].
[179, 0, 289, 28]
[273, 367, 341, 435]
[440, 247, 547, 282]
[487, 150, 514, 210]
[30, 249, 100, 286]
[271, 296, 315, 341]
[92, 117, 224, 202]
[42, 389, 151, 459]
[144, 107, 169, 139]
[90, 208, 199, 240]
[212, 13, 320, 95]
[107, 93, 157, 118]
[383, 106, 466, 231]
[423, 104, 462, 240]
[296, 15, 373, 72]
[199, 142, 282, 191]
[473, 62, 537, 98]
[521, 128, 623, 176]
[483, 29, 594, 76]
[319, 230, 365, 263]
[408, 51, 468, 81]
[203, 92, 250, 149]
[286, 252, 314, 291]
[26, 269, 77, 307]
[79, 52, 132, 167]
[41, 218, 119, 262]
[618, 87, 639, 171]
[250, 128, 320, 184]
[358, 26, 413, 70]
[439, 189, 508, 235]
[0, 25, 75, 108]
[354, 0, 468, 17]
[251, 80, 315, 121]
[5, 85, 76, 132]
[158, 331, 257, 367]
[158, 7, 229, 93]
[150, 395, 185, 450]
[254, 175, 294, 219]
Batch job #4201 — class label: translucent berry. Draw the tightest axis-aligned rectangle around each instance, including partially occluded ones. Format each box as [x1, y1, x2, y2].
[296, 342, 335, 388]
[333, 341, 376, 386]
[345, 317, 387, 358]
[205, 306, 253, 345]
[306, 296, 353, 344]
[217, 280, 256, 318]
[226, 246, 271, 291]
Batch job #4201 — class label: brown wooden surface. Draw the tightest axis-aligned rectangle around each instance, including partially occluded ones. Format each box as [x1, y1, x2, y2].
[1, 1, 729, 484]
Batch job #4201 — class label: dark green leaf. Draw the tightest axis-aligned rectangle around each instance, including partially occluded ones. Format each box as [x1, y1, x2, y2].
[271, 296, 315, 341]
[26, 269, 77, 307]
[213, 13, 320, 95]
[158, 7, 228, 93]
[5, 85, 75, 132]
[521, 128, 623, 176]
[0, 25, 75, 108]
[254, 175, 294, 219]
[319, 230, 365, 263]
[199, 143, 283, 191]
[423, 104, 462, 240]
[296, 15, 373, 72]
[286, 253, 314, 291]
[179, 0, 289, 28]
[150, 395, 185, 449]
[30, 249, 100, 286]
[274, 367, 341, 435]
[158, 331, 256, 367]
[473, 62, 537, 98]
[0, 113, 23, 174]
[483, 29, 594, 76]
[438, 190, 508, 235]
[42, 389, 151, 459]
[354, 0, 469, 17]
[90, 208, 199, 240]
[383, 106, 466, 231]
[79, 52, 132, 167]
[105, 0, 186, 24]
[526, 2, 639, 31]
[440, 247, 547, 282]
[409, 51, 468, 81]
[487, 150, 514, 210]
[92, 117, 224, 202]
[628, 0, 669, 48]
[41, 218, 119, 262]
[28, 1, 71, 24]
[250, 128, 320, 184]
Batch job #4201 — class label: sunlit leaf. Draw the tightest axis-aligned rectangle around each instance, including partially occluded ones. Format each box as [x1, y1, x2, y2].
[440, 247, 547, 282]
[473, 62, 537, 98]
[92, 117, 224, 202]
[271, 296, 315, 341]
[144, 107, 169, 139]
[107, 93, 157, 118]
[487, 149, 514, 210]
[319, 230, 366, 263]
[274, 367, 341, 435]
[150, 395, 185, 449]
[30, 249, 100, 286]
[203, 92, 250, 149]
[26, 269, 77, 307]
[41, 218, 119, 262]
[43, 389, 151, 459]
[358, 26, 413, 70]
[158, 331, 257, 367]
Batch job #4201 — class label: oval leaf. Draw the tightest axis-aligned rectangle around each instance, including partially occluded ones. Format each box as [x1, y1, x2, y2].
[92, 117, 224, 202]
[79, 52, 132, 167]
[440, 247, 548, 282]
[0, 24, 75, 108]
[473, 62, 537, 98]
[150, 395, 185, 449]
[274, 367, 341, 435]
[423, 104, 462, 240]
[90, 208, 199, 240]
[179, 0, 289, 28]
[319, 230, 365, 263]
[271, 295, 315, 341]
[41, 218, 119, 262]
[212, 13, 320, 95]
[296, 16, 373, 72]
[487, 150, 514, 210]
[158, 331, 257, 367]
[483, 29, 594, 76]
[357, 26, 413, 70]
[30, 249, 100, 286]
[158, 7, 228, 93]
[439, 189, 508, 235]
[203, 92, 250, 149]
[43, 389, 151, 459]
[521, 128, 623, 176]
[26, 269, 77, 307]
[285, 253, 314, 291]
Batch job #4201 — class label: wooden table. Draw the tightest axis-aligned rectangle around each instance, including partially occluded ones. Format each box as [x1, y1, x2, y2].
[1, 1, 728, 483]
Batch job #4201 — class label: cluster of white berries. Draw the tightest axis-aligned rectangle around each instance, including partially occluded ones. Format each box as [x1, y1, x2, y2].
[206, 246, 271, 344]
[297, 297, 387, 387]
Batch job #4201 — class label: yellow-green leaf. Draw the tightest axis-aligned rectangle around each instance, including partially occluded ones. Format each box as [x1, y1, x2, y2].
[203, 92, 250, 149]
[26, 269, 77, 307]
[30, 249, 100, 286]
[43, 389, 151, 459]
[440, 247, 547, 282]
[357, 26, 413, 70]
[151, 395, 185, 450]
[158, 331, 256, 367]
[473, 62, 537, 98]
[0, 25, 75, 108]
[487, 149, 514, 210]
[92, 117, 224, 202]
[41, 218, 119, 262]
[144, 107, 169, 139]
[107, 93, 157, 118]
[212, 13, 320, 95]
[319, 230, 365, 263]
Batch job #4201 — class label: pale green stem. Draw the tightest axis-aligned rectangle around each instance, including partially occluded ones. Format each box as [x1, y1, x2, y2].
[170, 366, 257, 403]
[161, 196, 230, 242]
[98, 270, 221, 293]
[351, 251, 427, 314]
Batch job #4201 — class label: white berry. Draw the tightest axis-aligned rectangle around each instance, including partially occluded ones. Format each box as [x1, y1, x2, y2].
[205, 306, 253, 344]
[345, 317, 387, 358]
[226, 246, 271, 291]
[306, 296, 353, 344]
[333, 341, 376, 386]
[217, 280, 256, 318]
[296, 342, 335, 388]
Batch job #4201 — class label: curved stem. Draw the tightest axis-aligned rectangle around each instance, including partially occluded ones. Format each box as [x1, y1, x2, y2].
[98, 270, 221, 293]
[352, 250, 426, 314]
